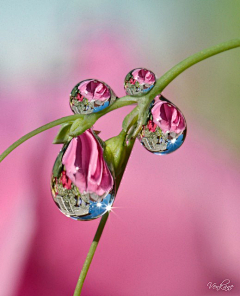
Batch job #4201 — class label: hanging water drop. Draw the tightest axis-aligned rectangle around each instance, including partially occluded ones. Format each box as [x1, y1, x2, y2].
[51, 130, 115, 220]
[138, 95, 187, 154]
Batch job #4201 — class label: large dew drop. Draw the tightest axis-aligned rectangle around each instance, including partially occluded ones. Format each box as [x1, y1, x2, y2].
[51, 130, 115, 221]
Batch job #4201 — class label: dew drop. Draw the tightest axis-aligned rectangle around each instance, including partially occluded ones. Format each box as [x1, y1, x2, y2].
[69, 79, 117, 114]
[138, 95, 187, 155]
[51, 130, 115, 220]
[124, 68, 156, 96]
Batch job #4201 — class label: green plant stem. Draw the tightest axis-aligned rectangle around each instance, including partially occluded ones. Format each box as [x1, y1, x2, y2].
[73, 211, 110, 296]
[0, 97, 136, 162]
[1, 39, 239, 163]
[148, 38, 240, 101]
[73, 137, 135, 295]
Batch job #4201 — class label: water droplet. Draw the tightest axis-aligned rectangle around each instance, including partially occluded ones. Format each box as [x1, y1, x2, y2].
[124, 68, 156, 96]
[51, 130, 115, 220]
[138, 95, 187, 154]
[69, 79, 117, 114]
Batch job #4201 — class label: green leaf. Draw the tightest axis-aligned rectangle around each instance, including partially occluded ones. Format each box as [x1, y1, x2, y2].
[69, 118, 88, 137]
[52, 122, 73, 144]
[69, 114, 97, 137]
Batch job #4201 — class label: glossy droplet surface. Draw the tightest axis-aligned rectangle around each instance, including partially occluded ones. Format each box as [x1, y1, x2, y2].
[138, 95, 187, 154]
[70, 79, 117, 114]
[124, 68, 156, 96]
[51, 130, 115, 220]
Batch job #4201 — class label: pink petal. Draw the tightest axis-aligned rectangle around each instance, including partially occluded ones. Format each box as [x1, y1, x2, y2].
[62, 129, 114, 196]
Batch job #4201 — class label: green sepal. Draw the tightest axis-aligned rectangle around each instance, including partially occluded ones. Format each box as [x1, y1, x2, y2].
[103, 145, 116, 179]
[126, 123, 138, 141]
[52, 122, 73, 144]
[69, 114, 97, 137]
[93, 131, 106, 149]
[104, 130, 128, 178]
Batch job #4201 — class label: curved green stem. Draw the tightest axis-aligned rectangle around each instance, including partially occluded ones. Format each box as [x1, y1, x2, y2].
[0, 97, 136, 162]
[1, 39, 240, 163]
[0, 115, 77, 162]
[73, 137, 135, 295]
[149, 38, 240, 100]
[73, 211, 110, 296]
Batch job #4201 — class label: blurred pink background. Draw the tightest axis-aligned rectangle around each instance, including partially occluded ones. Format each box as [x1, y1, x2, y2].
[1, 1, 240, 295]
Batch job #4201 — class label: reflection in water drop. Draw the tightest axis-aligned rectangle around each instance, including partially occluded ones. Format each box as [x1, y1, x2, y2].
[51, 131, 115, 221]
[69, 79, 117, 114]
[138, 95, 187, 155]
[124, 68, 156, 96]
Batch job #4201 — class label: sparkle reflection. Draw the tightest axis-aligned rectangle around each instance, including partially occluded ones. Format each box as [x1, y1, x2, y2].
[106, 205, 112, 211]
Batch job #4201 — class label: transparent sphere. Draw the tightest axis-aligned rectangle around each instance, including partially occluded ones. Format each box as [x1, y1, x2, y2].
[69, 79, 117, 114]
[124, 68, 156, 96]
[51, 132, 115, 221]
[138, 95, 187, 155]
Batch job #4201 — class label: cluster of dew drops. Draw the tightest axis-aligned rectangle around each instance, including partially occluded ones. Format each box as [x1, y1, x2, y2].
[50, 68, 187, 221]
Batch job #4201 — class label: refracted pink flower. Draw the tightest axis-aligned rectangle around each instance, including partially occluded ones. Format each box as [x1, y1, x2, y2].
[61, 171, 72, 189]
[147, 120, 157, 132]
[62, 130, 114, 197]
[132, 68, 156, 85]
[129, 78, 136, 85]
[151, 100, 186, 134]
[76, 93, 84, 102]
[78, 80, 110, 102]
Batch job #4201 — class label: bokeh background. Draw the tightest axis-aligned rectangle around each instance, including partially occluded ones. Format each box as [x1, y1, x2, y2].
[1, 1, 240, 295]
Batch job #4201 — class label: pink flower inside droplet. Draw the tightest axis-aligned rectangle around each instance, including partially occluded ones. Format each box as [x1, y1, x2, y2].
[129, 78, 136, 85]
[151, 100, 186, 134]
[78, 80, 111, 102]
[62, 130, 114, 196]
[76, 93, 84, 102]
[147, 120, 157, 132]
[61, 171, 72, 190]
[132, 68, 156, 85]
